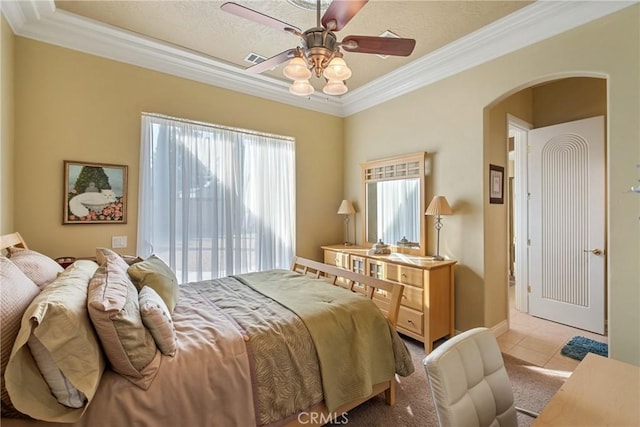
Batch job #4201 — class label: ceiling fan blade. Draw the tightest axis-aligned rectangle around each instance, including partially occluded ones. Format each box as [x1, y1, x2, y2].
[321, 0, 368, 31]
[221, 2, 301, 34]
[341, 35, 416, 56]
[246, 49, 297, 74]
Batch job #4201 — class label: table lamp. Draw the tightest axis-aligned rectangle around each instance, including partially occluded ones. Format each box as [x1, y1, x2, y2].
[337, 200, 356, 245]
[425, 196, 453, 260]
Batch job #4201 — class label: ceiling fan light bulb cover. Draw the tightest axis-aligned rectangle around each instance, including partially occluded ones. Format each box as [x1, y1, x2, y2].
[323, 80, 348, 95]
[289, 79, 315, 96]
[283, 57, 311, 80]
[323, 57, 352, 80]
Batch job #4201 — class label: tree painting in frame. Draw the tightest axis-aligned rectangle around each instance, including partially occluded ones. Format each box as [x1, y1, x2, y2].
[63, 160, 128, 224]
[489, 164, 504, 204]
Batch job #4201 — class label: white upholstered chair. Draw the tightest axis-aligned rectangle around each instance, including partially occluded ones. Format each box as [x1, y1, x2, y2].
[423, 327, 537, 427]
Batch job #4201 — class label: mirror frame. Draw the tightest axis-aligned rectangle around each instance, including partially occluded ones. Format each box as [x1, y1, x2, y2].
[361, 152, 428, 256]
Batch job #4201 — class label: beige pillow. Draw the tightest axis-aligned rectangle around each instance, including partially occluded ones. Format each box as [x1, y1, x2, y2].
[0, 256, 40, 418]
[139, 286, 177, 357]
[128, 254, 179, 313]
[4, 260, 105, 422]
[7, 247, 63, 288]
[95, 247, 130, 271]
[87, 259, 160, 389]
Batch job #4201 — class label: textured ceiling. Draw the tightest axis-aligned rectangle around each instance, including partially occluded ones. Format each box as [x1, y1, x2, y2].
[55, 0, 531, 92]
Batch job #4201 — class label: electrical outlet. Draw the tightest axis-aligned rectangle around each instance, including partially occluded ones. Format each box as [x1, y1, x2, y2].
[112, 235, 128, 249]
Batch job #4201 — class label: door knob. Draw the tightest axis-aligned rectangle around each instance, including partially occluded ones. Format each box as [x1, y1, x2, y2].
[583, 248, 603, 255]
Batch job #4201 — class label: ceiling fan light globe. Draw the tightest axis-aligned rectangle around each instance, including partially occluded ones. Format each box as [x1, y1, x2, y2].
[283, 57, 311, 80]
[323, 57, 352, 81]
[289, 79, 315, 96]
[323, 80, 348, 96]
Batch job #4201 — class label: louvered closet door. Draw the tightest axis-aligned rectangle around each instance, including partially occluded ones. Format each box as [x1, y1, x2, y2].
[529, 116, 605, 334]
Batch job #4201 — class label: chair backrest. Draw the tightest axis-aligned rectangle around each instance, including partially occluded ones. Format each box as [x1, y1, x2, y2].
[423, 327, 518, 427]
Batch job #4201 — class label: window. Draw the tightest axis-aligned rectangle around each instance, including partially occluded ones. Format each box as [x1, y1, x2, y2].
[138, 114, 295, 282]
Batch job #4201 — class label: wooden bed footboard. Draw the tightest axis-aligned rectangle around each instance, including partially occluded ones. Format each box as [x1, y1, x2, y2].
[288, 256, 405, 426]
[291, 256, 404, 329]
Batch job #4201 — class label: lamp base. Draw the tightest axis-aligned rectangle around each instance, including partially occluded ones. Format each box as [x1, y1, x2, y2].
[426, 255, 445, 261]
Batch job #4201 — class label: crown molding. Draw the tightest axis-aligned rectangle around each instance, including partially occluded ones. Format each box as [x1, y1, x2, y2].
[341, 0, 637, 115]
[2, 1, 636, 118]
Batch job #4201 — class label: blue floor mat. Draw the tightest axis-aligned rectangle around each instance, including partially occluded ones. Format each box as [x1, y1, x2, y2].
[560, 336, 608, 361]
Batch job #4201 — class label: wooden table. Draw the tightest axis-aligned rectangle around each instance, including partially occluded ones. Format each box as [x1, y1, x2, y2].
[533, 352, 640, 426]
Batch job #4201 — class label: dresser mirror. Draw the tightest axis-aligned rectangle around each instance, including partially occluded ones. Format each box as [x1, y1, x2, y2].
[362, 152, 427, 256]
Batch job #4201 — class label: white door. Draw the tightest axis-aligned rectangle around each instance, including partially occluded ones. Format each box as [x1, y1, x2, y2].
[529, 116, 605, 334]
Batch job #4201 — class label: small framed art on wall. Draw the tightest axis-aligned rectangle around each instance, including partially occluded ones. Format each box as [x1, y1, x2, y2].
[489, 164, 504, 204]
[63, 160, 128, 224]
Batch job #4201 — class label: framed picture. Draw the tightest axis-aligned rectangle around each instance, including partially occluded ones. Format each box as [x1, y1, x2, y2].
[63, 160, 128, 224]
[489, 164, 504, 204]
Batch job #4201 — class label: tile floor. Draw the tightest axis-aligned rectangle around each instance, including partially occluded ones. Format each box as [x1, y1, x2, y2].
[497, 285, 608, 372]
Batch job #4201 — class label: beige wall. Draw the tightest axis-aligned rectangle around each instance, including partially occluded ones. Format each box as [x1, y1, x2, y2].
[533, 77, 607, 127]
[1, 15, 14, 234]
[12, 37, 344, 261]
[485, 88, 532, 329]
[345, 5, 639, 364]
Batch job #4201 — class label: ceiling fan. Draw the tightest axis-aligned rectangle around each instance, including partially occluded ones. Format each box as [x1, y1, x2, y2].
[220, 0, 416, 96]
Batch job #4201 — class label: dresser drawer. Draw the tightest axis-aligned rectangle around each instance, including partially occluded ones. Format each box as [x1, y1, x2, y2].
[324, 250, 349, 269]
[397, 306, 423, 335]
[401, 285, 423, 311]
[385, 263, 423, 288]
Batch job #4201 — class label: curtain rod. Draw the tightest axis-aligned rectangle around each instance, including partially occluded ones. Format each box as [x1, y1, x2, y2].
[142, 112, 294, 142]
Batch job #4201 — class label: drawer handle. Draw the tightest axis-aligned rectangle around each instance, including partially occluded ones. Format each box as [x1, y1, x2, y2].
[402, 294, 407, 298]
[401, 273, 407, 277]
[407, 319, 414, 324]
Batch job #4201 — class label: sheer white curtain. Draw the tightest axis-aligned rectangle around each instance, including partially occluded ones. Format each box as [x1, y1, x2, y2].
[376, 179, 420, 245]
[138, 114, 295, 283]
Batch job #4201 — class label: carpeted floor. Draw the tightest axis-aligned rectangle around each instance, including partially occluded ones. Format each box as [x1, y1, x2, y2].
[329, 337, 565, 426]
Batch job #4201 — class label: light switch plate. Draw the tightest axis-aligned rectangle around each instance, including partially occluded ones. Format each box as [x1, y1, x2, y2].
[112, 235, 128, 249]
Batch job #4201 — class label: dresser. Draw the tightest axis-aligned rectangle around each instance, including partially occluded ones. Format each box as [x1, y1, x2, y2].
[322, 244, 456, 352]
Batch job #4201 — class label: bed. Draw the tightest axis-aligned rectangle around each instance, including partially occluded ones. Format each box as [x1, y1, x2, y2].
[0, 232, 414, 426]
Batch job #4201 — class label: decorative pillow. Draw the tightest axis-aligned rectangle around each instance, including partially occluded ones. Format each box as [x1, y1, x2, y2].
[139, 286, 177, 357]
[128, 254, 179, 313]
[6, 247, 63, 288]
[4, 260, 104, 422]
[0, 256, 40, 418]
[95, 247, 130, 272]
[87, 259, 160, 389]
[121, 254, 144, 266]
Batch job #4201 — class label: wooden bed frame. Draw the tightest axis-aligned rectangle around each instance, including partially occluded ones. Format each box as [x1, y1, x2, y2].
[288, 256, 405, 426]
[0, 232, 28, 252]
[0, 235, 405, 427]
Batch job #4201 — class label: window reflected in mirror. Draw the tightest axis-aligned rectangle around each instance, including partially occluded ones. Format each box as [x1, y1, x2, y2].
[366, 179, 421, 247]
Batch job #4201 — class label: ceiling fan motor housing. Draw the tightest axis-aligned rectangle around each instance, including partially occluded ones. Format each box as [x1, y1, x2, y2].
[303, 28, 338, 77]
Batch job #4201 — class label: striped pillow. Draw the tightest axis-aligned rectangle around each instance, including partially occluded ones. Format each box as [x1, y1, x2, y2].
[7, 247, 63, 288]
[0, 256, 40, 417]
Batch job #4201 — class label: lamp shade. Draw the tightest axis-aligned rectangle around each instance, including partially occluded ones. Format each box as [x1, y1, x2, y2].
[283, 57, 311, 80]
[425, 196, 453, 216]
[323, 57, 352, 81]
[337, 199, 355, 215]
[289, 79, 315, 96]
[323, 80, 348, 95]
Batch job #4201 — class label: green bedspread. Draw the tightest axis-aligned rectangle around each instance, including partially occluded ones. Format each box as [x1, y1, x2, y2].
[234, 269, 414, 412]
